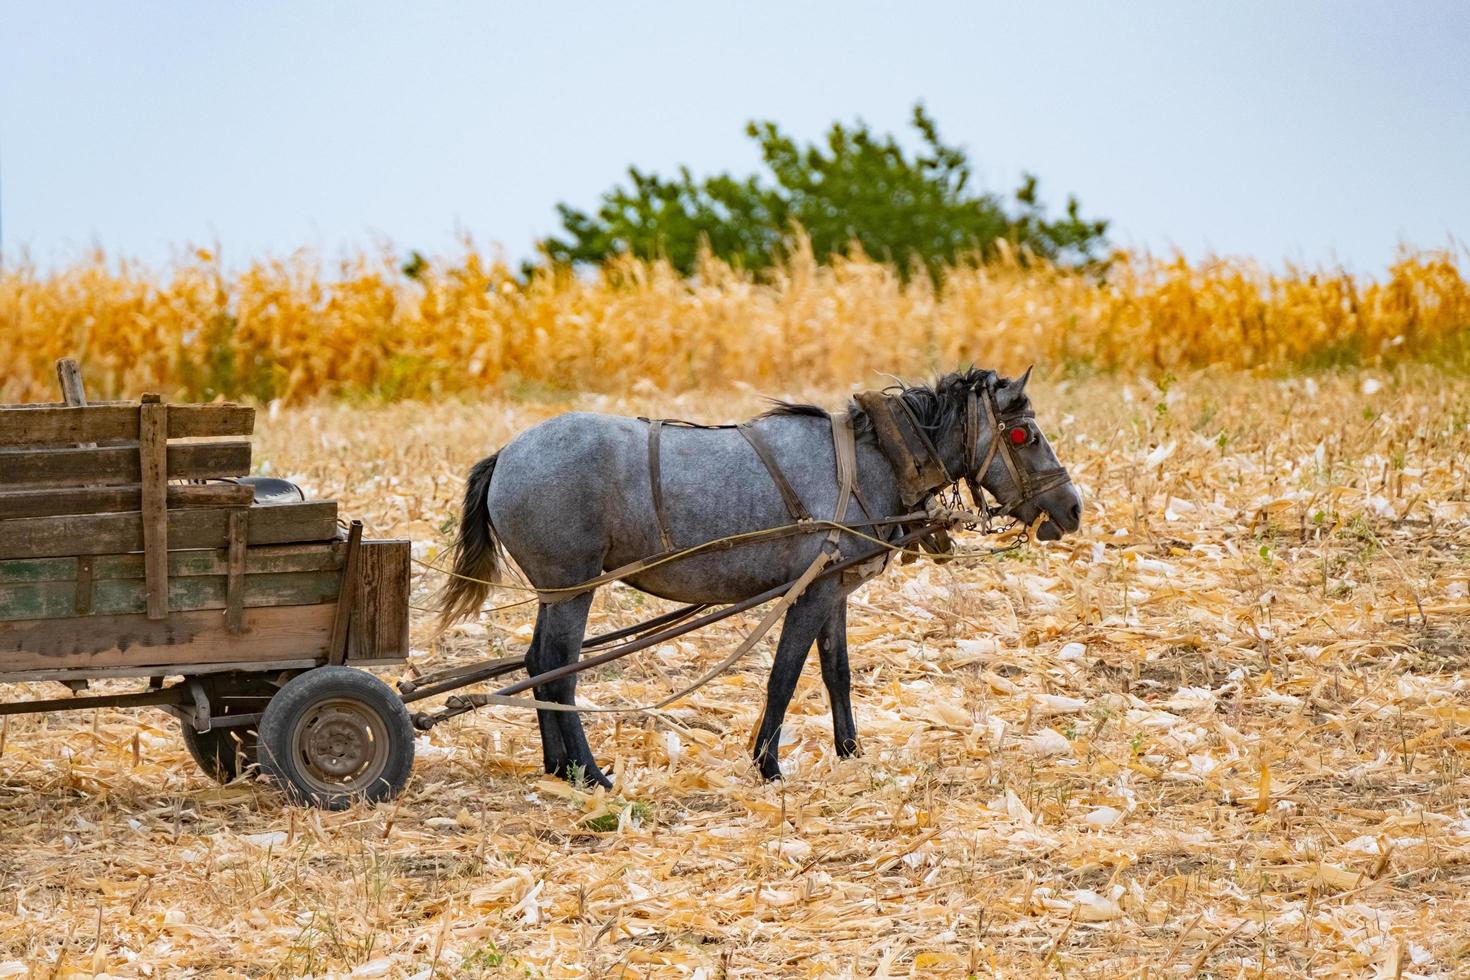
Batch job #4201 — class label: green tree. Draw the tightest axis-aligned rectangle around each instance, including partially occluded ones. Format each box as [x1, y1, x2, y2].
[541, 104, 1107, 278]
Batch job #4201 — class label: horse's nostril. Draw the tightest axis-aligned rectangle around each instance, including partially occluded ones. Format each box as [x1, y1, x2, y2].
[1066, 502, 1082, 524]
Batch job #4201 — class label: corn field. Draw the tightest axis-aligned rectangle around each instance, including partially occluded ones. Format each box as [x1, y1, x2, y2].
[2, 244, 1467, 404]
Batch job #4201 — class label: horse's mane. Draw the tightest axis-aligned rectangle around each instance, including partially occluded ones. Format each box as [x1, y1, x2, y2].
[759, 367, 1014, 441]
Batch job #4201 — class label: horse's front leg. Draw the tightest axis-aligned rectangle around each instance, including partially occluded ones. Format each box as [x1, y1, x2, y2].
[753, 590, 837, 780]
[816, 600, 860, 758]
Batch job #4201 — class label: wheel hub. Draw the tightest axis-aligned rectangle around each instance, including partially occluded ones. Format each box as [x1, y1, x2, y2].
[306, 710, 372, 776]
[293, 699, 389, 790]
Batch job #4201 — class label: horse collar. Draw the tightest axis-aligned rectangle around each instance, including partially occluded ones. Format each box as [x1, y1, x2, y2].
[852, 389, 953, 508]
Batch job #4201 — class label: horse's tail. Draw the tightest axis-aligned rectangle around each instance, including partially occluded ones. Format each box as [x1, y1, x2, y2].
[436, 452, 503, 632]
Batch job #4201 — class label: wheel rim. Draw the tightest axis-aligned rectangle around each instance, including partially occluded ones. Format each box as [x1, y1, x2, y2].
[290, 698, 390, 795]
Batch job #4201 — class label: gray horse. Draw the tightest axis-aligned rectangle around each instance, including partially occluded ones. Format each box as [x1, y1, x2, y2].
[438, 368, 1081, 786]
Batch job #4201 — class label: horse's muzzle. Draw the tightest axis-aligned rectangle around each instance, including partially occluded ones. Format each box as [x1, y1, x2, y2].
[1033, 484, 1083, 541]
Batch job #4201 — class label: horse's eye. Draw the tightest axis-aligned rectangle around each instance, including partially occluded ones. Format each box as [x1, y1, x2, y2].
[1007, 426, 1030, 447]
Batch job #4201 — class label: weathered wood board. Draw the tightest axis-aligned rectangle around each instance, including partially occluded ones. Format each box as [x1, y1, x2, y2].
[0, 538, 407, 666]
[347, 539, 411, 661]
[0, 501, 339, 561]
[0, 603, 338, 672]
[0, 403, 254, 447]
[0, 570, 342, 621]
[0, 540, 346, 585]
[0, 482, 255, 520]
[0, 440, 252, 489]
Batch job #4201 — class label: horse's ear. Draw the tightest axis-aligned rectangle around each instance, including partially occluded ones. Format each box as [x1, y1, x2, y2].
[1016, 365, 1034, 391]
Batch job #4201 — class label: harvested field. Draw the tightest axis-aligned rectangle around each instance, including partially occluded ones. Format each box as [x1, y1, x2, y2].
[2, 367, 1469, 977]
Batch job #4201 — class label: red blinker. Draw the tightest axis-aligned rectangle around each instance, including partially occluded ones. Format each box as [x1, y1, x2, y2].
[1008, 426, 1029, 446]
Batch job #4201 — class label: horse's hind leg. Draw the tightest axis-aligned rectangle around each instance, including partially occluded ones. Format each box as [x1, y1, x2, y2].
[816, 600, 860, 758]
[525, 606, 569, 775]
[753, 587, 839, 781]
[526, 592, 610, 788]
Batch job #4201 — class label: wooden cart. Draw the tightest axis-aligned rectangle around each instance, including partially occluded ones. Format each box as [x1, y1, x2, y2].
[0, 360, 414, 809]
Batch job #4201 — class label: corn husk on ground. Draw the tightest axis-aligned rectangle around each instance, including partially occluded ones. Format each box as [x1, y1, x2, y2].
[2, 245, 1468, 404]
[2, 369, 1470, 978]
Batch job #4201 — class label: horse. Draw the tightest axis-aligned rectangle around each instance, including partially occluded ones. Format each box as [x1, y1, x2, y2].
[437, 367, 1082, 786]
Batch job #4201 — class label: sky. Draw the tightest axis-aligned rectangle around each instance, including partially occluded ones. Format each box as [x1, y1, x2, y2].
[1, 1, 1467, 274]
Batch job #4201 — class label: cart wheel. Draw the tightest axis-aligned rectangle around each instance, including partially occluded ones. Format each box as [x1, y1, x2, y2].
[257, 667, 415, 810]
[179, 673, 276, 783]
[181, 723, 259, 783]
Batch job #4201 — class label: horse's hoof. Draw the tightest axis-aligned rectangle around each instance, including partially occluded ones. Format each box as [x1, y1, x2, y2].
[836, 738, 862, 759]
[555, 760, 611, 790]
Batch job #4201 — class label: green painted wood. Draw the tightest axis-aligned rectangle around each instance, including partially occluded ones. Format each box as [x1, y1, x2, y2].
[0, 541, 344, 586]
[0, 570, 342, 622]
[0, 557, 76, 585]
[0, 582, 72, 619]
[93, 542, 345, 580]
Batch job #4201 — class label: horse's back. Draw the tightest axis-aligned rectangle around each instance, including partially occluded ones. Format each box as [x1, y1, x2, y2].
[483, 408, 896, 601]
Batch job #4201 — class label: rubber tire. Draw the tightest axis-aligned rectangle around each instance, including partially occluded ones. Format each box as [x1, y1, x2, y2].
[180, 723, 259, 783]
[257, 666, 415, 810]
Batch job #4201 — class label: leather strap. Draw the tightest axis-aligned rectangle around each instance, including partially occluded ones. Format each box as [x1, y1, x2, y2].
[647, 419, 676, 551]
[969, 385, 1072, 519]
[825, 411, 857, 555]
[737, 423, 812, 523]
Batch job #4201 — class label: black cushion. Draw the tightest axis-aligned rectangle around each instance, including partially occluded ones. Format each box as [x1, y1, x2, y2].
[237, 476, 305, 505]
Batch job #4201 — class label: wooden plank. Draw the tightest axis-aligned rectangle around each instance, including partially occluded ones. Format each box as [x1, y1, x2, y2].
[0, 603, 337, 672]
[140, 397, 169, 619]
[347, 539, 411, 662]
[0, 556, 76, 584]
[0, 540, 344, 585]
[0, 404, 254, 448]
[0, 570, 341, 621]
[0, 400, 130, 411]
[55, 360, 97, 459]
[0, 482, 255, 521]
[0, 501, 339, 561]
[56, 358, 89, 408]
[226, 510, 247, 633]
[75, 556, 93, 615]
[0, 440, 251, 489]
[0, 658, 326, 684]
[328, 521, 363, 665]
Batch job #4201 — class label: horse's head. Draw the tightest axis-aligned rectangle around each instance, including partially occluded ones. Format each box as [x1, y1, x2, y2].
[965, 367, 1082, 542]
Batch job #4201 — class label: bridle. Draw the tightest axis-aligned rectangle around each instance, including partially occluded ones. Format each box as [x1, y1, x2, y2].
[958, 381, 1074, 531]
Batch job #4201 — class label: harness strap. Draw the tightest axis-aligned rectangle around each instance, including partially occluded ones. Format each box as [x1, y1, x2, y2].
[736, 423, 812, 523]
[970, 391, 1002, 518]
[987, 389, 1031, 505]
[828, 412, 856, 535]
[647, 419, 676, 551]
